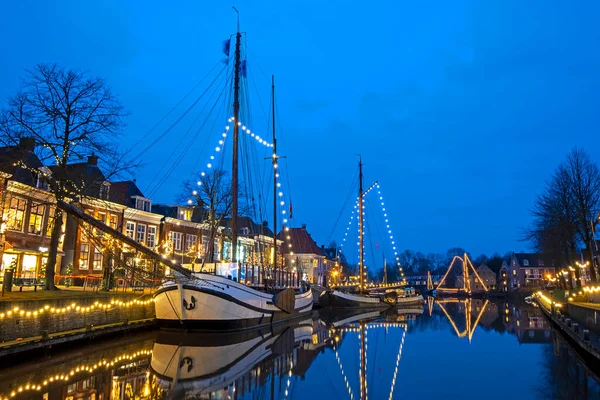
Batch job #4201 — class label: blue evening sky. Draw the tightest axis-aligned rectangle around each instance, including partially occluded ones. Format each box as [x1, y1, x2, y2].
[1, 1, 599, 257]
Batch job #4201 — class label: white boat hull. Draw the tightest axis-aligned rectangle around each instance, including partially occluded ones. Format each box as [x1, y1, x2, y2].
[154, 273, 313, 331]
[319, 290, 389, 309]
[395, 294, 424, 306]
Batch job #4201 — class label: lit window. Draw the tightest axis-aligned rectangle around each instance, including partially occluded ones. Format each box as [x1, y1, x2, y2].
[108, 214, 118, 229]
[126, 222, 135, 238]
[179, 208, 192, 221]
[137, 224, 146, 244]
[46, 207, 56, 236]
[93, 247, 103, 270]
[5, 195, 27, 231]
[28, 202, 45, 235]
[79, 244, 90, 270]
[147, 226, 156, 248]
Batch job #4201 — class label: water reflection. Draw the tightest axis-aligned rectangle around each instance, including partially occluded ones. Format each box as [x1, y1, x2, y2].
[0, 300, 599, 399]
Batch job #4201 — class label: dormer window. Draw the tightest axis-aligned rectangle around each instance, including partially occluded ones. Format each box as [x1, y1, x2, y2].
[99, 182, 110, 200]
[241, 227, 250, 235]
[523, 259, 529, 267]
[178, 207, 192, 221]
[133, 196, 151, 212]
[36, 167, 51, 190]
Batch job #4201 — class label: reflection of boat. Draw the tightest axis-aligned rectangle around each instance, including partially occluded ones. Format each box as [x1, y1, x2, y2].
[154, 23, 312, 331]
[150, 319, 315, 396]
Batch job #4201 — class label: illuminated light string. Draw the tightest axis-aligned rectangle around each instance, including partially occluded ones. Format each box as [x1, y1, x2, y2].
[0, 349, 152, 400]
[375, 183, 404, 279]
[0, 299, 154, 320]
[282, 358, 295, 398]
[187, 122, 231, 205]
[388, 329, 406, 400]
[333, 333, 355, 400]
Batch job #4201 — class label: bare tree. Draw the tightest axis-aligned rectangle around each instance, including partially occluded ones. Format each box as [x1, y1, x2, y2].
[525, 149, 600, 284]
[0, 64, 129, 289]
[181, 169, 233, 264]
[565, 148, 600, 282]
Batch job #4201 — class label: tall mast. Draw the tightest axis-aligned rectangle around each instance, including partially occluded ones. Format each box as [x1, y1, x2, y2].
[272, 75, 278, 274]
[359, 157, 364, 292]
[232, 25, 242, 272]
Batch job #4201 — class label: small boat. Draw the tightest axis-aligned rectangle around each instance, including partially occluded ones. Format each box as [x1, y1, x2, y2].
[390, 287, 424, 307]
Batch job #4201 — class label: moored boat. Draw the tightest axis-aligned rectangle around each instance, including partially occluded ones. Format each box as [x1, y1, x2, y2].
[154, 273, 313, 331]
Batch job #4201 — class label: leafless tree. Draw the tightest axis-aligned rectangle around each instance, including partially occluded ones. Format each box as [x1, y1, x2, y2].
[525, 148, 600, 283]
[565, 148, 600, 281]
[181, 169, 233, 263]
[0, 64, 130, 289]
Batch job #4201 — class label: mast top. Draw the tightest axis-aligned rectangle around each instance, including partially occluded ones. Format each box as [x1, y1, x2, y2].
[232, 6, 240, 32]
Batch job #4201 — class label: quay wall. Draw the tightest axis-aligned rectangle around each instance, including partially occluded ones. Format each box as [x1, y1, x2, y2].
[567, 303, 600, 335]
[0, 295, 156, 355]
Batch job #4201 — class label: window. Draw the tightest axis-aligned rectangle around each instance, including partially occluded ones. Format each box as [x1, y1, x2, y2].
[45, 207, 56, 236]
[79, 244, 90, 270]
[93, 247, 103, 270]
[99, 182, 110, 200]
[108, 214, 118, 229]
[523, 259, 529, 267]
[179, 207, 192, 221]
[147, 226, 156, 248]
[126, 222, 135, 238]
[134, 197, 151, 212]
[137, 224, 146, 244]
[169, 231, 182, 251]
[241, 227, 250, 235]
[96, 212, 106, 237]
[5, 195, 27, 231]
[28, 202, 45, 235]
[186, 234, 197, 252]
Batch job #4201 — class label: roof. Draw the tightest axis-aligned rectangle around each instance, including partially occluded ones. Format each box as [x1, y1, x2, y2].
[110, 180, 146, 207]
[221, 216, 274, 237]
[0, 140, 43, 186]
[49, 156, 107, 198]
[476, 264, 496, 277]
[513, 253, 555, 268]
[277, 226, 322, 256]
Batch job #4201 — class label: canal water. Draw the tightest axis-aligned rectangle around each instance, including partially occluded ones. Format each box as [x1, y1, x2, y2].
[1, 298, 598, 399]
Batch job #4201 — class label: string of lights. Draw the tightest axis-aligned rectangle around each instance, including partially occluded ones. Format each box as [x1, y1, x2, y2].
[0, 349, 152, 400]
[374, 183, 403, 279]
[0, 298, 154, 320]
[186, 122, 231, 205]
[387, 329, 406, 400]
[333, 333, 355, 400]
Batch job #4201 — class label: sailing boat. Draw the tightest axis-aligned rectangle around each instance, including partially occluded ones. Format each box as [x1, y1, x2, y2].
[153, 24, 312, 330]
[319, 159, 391, 309]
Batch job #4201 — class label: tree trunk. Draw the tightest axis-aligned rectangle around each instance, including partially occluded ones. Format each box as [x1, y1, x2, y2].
[587, 245, 597, 283]
[45, 209, 64, 290]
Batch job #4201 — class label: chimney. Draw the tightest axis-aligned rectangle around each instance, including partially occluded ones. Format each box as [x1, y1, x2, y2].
[87, 153, 98, 166]
[18, 137, 35, 152]
[302, 224, 306, 230]
[262, 220, 268, 227]
[133, 178, 137, 183]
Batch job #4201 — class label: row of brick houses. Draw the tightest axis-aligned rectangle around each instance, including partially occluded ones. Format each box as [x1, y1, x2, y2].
[0, 138, 334, 286]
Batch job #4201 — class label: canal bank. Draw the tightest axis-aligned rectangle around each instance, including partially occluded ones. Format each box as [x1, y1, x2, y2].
[536, 291, 600, 372]
[0, 290, 155, 358]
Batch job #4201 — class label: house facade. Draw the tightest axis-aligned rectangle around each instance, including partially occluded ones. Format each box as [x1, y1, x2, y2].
[0, 138, 65, 280]
[510, 253, 556, 287]
[278, 224, 327, 285]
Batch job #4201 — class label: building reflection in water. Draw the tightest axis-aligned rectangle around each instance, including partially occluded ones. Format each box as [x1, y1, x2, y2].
[1, 301, 600, 399]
